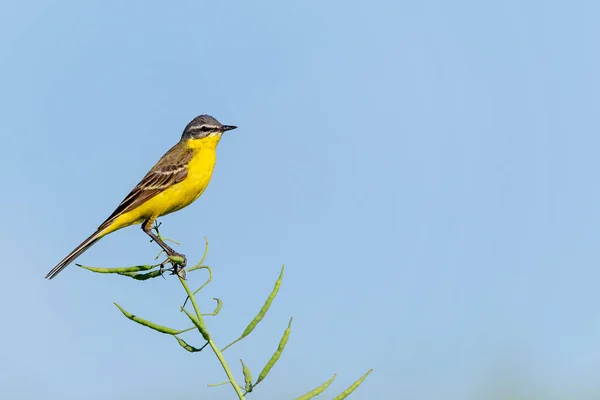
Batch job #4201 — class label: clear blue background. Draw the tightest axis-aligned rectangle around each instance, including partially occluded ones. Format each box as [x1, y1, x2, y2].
[1, 1, 599, 399]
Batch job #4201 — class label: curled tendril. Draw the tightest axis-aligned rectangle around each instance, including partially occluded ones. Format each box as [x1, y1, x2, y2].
[202, 298, 223, 317]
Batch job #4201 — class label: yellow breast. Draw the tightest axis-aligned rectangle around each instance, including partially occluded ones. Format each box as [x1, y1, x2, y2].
[163, 138, 219, 214]
[106, 136, 220, 233]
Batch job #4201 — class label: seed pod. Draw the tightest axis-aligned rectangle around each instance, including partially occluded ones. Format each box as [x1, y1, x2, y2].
[255, 317, 292, 386]
[114, 303, 180, 335]
[222, 265, 284, 352]
[332, 369, 373, 400]
[240, 359, 253, 392]
[181, 308, 210, 341]
[294, 374, 337, 400]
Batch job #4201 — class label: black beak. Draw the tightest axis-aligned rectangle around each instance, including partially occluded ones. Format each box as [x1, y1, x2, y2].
[221, 125, 237, 131]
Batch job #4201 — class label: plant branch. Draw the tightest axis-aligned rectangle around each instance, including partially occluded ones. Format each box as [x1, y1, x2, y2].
[178, 276, 245, 400]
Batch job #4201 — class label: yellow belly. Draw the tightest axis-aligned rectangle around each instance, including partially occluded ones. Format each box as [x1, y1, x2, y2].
[103, 139, 218, 235]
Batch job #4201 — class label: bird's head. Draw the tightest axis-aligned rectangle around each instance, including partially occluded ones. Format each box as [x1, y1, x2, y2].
[181, 115, 237, 141]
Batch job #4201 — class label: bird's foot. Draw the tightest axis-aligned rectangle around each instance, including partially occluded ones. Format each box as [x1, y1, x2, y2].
[156, 253, 186, 279]
[167, 252, 187, 279]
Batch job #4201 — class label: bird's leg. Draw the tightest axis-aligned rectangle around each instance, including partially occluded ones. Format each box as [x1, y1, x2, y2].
[142, 220, 187, 277]
[157, 258, 171, 279]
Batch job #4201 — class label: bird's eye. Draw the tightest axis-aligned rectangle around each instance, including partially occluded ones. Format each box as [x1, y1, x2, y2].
[200, 125, 212, 132]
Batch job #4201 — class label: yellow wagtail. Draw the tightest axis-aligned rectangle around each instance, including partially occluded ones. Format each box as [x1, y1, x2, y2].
[45, 114, 237, 279]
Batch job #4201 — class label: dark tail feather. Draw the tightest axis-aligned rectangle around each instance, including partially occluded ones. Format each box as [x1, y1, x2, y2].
[45, 230, 104, 279]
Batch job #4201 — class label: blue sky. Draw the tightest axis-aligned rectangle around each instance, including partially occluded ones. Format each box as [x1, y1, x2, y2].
[1, 0, 599, 399]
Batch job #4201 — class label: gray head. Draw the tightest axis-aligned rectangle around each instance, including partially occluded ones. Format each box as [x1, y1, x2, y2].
[181, 115, 237, 140]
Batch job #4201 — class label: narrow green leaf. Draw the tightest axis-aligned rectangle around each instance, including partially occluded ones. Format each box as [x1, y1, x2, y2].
[114, 303, 180, 335]
[294, 374, 337, 400]
[332, 369, 373, 400]
[78, 264, 158, 273]
[222, 265, 284, 351]
[255, 317, 292, 386]
[181, 308, 210, 341]
[175, 336, 205, 353]
[240, 359, 253, 392]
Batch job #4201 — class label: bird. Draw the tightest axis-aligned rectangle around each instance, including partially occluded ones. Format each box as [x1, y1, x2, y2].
[45, 114, 237, 279]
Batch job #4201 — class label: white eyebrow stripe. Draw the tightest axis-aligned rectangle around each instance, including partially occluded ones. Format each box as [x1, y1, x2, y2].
[186, 124, 220, 131]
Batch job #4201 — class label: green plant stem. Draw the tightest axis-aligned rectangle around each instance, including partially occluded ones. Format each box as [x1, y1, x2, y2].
[179, 277, 245, 400]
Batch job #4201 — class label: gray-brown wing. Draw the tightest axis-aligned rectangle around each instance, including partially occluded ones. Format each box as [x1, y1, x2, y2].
[98, 144, 194, 229]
